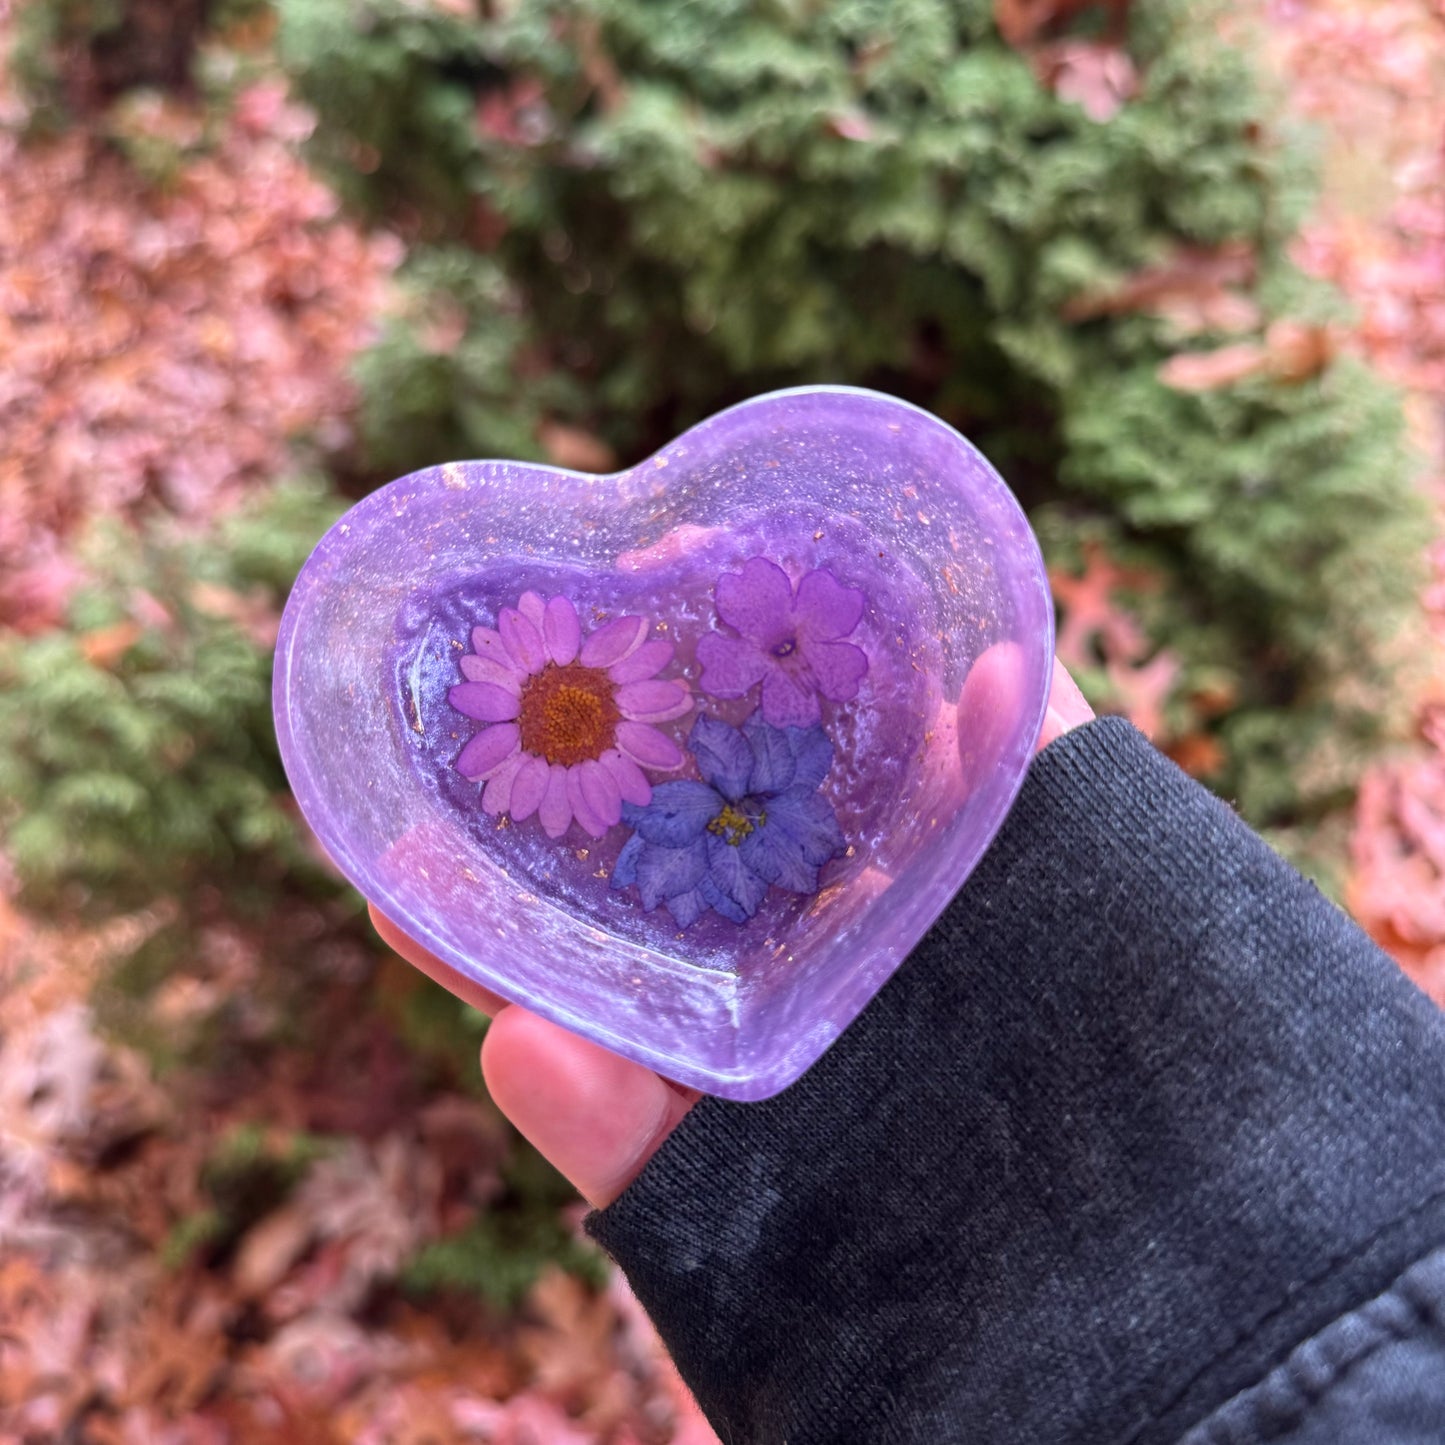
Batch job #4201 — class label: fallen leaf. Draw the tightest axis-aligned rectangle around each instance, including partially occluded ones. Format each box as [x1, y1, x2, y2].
[1166, 732, 1226, 779]
[78, 621, 145, 667]
[1105, 649, 1180, 741]
[1034, 41, 1138, 122]
[1158, 341, 1268, 391]
[1049, 543, 1154, 669]
[537, 422, 617, 474]
[995, 0, 1132, 48]
[1061, 242, 1257, 326]
[233, 1203, 316, 1299]
[1262, 318, 1336, 382]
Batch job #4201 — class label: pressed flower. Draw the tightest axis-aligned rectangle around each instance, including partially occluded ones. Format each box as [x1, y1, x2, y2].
[695, 557, 869, 726]
[449, 592, 691, 839]
[612, 712, 846, 928]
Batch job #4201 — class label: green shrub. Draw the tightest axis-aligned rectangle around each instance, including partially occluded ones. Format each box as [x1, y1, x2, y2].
[0, 479, 345, 914]
[0, 478, 590, 1286]
[277, 0, 1428, 827]
[11, 0, 267, 128]
[402, 1143, 607, 1310]
[0, 480, 392, 1081]
[351, 247, 562, 477]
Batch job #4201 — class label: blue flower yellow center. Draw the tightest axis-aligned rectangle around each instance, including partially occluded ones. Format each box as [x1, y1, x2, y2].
[771, 637, 797, 658]
[708, 803, 761, 846]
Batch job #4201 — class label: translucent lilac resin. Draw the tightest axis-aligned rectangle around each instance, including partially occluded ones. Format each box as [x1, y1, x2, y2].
[273, 387, 1053, 1099]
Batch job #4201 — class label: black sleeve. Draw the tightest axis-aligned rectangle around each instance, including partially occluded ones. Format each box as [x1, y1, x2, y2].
[585, 718, 1445, 1445]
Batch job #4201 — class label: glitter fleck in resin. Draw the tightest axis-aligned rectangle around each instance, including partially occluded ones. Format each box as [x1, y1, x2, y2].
[273, 386, 1054, 1099]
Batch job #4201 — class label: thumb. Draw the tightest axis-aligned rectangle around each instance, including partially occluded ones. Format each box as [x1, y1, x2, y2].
[481, 1006, 698, 1208]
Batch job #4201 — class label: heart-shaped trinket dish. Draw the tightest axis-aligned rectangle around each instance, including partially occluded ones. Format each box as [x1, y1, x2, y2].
[274, 387, 1053, 1099]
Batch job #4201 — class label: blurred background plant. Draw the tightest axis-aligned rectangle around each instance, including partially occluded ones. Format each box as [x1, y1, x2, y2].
[1, 0, 1442, 1439]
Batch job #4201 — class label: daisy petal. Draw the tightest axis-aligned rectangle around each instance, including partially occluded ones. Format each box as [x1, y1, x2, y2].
[714, 557, 793, 649]
[449, 681, 521, 723]
[580, 615, 649, 669]
[509, 755, 550, 821]
[695, 633, 768, 699]
[499, 607, 547, 674]
[600, 749, 651, 806]
[803, 638, 869, 702]
[760, 668, 821, 728]
[543, 595, 581, 666]
[792, 567, 865, 642]
[456, 724, 521, 780]
[539, 763, 573, 838]
[607, 639, 674, 685]
[567, 766, 609, 839]
[616, 720, 684, 770]
[482, 754, 523, 815]
[459, 653, 524, 691]
[471, 626, 517, 665]
[616, 679, 693, 723]
[517, 591, 547, 631]
[579, 759, 623, 827]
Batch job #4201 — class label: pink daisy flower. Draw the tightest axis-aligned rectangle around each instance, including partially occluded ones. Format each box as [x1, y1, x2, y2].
[449, 591, 691, 840]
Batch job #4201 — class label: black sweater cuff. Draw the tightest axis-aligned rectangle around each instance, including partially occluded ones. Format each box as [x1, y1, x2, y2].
[586, 718, 1445, 1444]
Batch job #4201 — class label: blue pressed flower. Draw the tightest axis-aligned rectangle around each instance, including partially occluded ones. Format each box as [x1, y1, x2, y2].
[611, 712, 846, 928]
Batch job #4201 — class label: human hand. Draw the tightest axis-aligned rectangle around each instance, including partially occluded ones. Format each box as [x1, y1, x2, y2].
[371, 655, 1093, 1209]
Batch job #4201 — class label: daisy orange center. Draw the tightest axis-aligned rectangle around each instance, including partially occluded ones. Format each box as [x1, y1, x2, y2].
[519, 663, 620, 767]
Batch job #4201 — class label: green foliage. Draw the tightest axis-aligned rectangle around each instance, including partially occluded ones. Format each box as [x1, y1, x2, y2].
[204, 1119, 336, 1193]
[391, 966, 493, 1094]
[0, 479, 345, 914]
[402, 1143, 607, 1311]
[161, 1124, 337, 1270]
[1059, 356, 1424, 815]
[351, 247, 562, 474]
[276, 0, 493, 223]
[10, 0, 262, 129]
[10, 0, 128, 129]
[160, 1206, 227, 1270]
[163, 1123, 337, 1267]
[275, 0, 1428, 825]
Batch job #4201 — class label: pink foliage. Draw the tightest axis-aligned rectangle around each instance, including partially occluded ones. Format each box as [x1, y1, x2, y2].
[1270, 0, 1445, 397]
[1271, 1, 1445, 993]
[1049, 545, 1189, 750]
[1350, 754, 1445, 1003]
[0, 81, 399, 630]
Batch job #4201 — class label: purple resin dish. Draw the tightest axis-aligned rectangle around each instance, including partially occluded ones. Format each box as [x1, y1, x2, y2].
[273, 386, 1054, 1100]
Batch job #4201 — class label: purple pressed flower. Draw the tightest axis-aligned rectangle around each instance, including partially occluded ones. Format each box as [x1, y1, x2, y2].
[611, 713, 846, 928]
[448, 591, 692, 840]
[695, 557, 869, 727]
